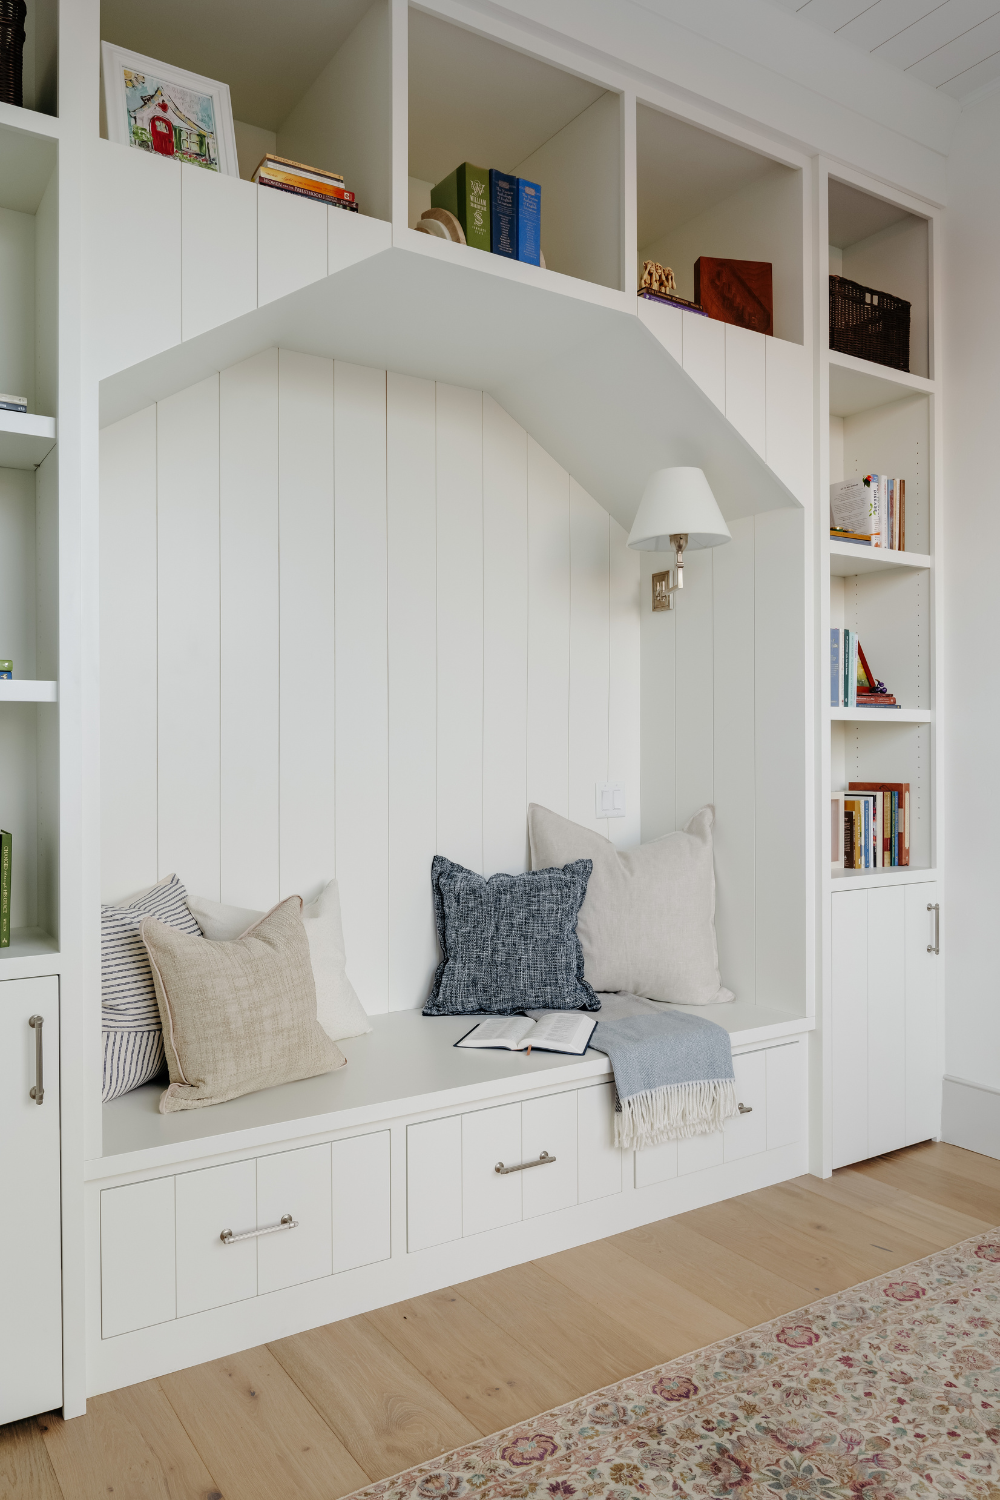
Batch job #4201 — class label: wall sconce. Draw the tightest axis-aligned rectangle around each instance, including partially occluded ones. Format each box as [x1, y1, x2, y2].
[627, 467, 732, 611]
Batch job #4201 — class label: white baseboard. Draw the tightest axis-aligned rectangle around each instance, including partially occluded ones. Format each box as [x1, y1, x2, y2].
[942, 1075, 1000, 1161]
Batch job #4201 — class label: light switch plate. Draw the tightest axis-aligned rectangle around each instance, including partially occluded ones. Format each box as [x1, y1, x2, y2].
[596, 782, 625, 819]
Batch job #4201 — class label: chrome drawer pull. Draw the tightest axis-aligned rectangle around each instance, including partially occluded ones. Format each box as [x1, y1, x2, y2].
[737, 1103, 752, 1114]
[28, 1015, 44, 1104]
[928, 903, 940, 955]
[495, 1150, 556, 1175]
[220, 1213, 298, 1245]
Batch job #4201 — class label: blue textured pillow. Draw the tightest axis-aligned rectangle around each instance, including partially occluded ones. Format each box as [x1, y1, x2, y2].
[423, 855, 599, 1016]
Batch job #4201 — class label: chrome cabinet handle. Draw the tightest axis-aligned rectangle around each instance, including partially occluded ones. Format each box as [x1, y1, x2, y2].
[737, 1102, 752, 1114]
[927, 903, 940, 955]
[28, 1015, 44, 1104]
[220, 1213, 298, 1245]
[495, 1151, 556, 1176]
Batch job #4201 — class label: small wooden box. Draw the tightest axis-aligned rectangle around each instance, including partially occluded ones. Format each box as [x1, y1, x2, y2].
[694, 257, 773, 335]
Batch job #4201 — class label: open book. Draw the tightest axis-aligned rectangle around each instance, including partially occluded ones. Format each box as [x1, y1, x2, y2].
[455, 1011, 597, 1056]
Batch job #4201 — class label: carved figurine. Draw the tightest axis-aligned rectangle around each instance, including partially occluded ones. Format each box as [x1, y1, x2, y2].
[640, 260, 677, 295]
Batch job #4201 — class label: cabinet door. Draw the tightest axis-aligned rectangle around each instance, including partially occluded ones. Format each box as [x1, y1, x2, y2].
[521, 1092, 577, 1219]
[723, 1050, 767, 1161]
[101, 1177, 176, 1337]
[905, 882, 941, 1146]
[831, 889, 868, 1169]
[766, 1042, 804, 1150]
[634, 1139, 677, 1188]
[677, 1130, 724, 1174]
[577, 1083, 622, 1202]
[0, 977, 61, 1424]
[463, 1103, 522, 1236]
[176, 1159, 257, 1316]
[407, 1116, 462, 1252]
[867, 886, 906, 1157]
[332, 1131, 391, 1272]
[257, 1144, 332, 1296]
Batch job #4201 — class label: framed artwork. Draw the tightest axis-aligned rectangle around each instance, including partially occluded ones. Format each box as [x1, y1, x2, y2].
[101, 43, 239, 178]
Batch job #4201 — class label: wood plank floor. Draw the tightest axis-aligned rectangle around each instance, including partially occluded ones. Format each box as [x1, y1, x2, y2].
[5, 1141, 997, 1500]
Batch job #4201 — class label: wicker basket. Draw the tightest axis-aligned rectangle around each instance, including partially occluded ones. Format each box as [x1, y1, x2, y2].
[829, 275, 910, 372]
[0, 0, 25, 108]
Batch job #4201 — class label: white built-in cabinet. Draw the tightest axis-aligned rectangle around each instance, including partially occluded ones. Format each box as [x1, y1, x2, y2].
[831, 882, 940, 1168]
[0, 976, 62, 1424]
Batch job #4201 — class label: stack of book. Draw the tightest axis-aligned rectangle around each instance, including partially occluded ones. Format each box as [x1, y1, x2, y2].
[832, 782, 910, 869]
[0, 659, 11, 680]
[0, 393, 26, 413]
[430, 163, 541, 266]
[252, 154, 358, 212]
[831, 629, 899, 709]
[637, 260, 709, 316]
[830, 474, 906, 550]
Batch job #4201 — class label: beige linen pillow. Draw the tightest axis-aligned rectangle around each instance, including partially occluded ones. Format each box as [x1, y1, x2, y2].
[527, 803, 734, 1006]
[141, 895, 346, 1113]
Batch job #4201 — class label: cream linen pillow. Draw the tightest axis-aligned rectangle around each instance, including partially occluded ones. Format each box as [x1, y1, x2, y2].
[527, 803, 734, 1006]
[142, 895, 346, 1113]
[187, 880, 371, 1043]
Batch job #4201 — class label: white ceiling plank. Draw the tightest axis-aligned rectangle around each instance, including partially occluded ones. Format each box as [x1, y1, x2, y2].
[906, 8, 1000, 80]
[934, 39, 1000, 87]
[875, 0, 1000, 66]
[798, 0, 879, 28]
[839, 0, 944, 51]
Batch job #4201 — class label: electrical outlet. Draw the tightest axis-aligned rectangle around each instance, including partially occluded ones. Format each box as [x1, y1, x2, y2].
[596, 782, 625, 818]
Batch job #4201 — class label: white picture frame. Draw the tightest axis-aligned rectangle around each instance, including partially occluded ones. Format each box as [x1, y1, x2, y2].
[100, 42, 239, 179]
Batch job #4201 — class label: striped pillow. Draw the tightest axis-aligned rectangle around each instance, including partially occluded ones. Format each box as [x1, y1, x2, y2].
[102, 874, 203, 1101]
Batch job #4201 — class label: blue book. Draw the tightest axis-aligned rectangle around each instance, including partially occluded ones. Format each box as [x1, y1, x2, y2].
[517, 178, 541, 265]
[830, 629, 840, 707]
[489, 169, 517, 258]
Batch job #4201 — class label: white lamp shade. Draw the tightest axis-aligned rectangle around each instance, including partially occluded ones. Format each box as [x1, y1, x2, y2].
[627, 467, 732, 552]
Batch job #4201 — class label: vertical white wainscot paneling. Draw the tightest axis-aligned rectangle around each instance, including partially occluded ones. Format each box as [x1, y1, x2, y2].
[331, 1130, 391, 1271]
[181, 164, 257, 341]
[723, 1050, 767, 1160]
[766, 1042, 803, 1150]
[634, 1138, 678, 1189]
[905, 884, 940, 1145]
[765, 337, 812, 506]
[712, 518, 755, 1003]
[527, 439, 570, 817]
[678, 1131, 725, 1174]
[157, 376, 221, 897]
[569, 483, 610, 833]
[831, 889, 868, 1169]
[175, 1160, 257, 1317]
[681, 311, 725, 412]
[637, 299, 683, 363]
[257, 186, 327, 306]
[867, 886, 906, 1157]
[577, 1083, 622, 1202]
[334, 361, 389, 1011]
[436, 384, 484, 873]
[724, 326, 766, 457]
[278, 351, 335, 901]
[387, 373, 438, 1006]
[407, 1115, 462, 1252]
[674, 546, 714, 826]
[220, 350, 280, 909]
[609, 519, 641, 850]
[522, 1092, 578, 1218]
[482, 396, 528, 876]
[101, 1178, 176, 1338]
[100, 406, 158, 901]
[463, 1103, 522, 1236]
[640, 551, 675, 842]
[256, 1144, 333, 1294]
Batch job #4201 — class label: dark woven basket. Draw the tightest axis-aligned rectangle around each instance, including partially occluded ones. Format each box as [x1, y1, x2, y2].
[829, 274, 910, 372]
[0, 0, 25, 107]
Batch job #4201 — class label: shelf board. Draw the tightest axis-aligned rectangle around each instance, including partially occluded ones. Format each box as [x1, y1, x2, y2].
[0, 928, 60, 979]
[830, 706, 931, 723]
[828, 541, 931, 576]
[829, 866, 936, 890]
[828, 348, 935, 417]
[0, 680, 57, 703]
[0, 412, 56, 470]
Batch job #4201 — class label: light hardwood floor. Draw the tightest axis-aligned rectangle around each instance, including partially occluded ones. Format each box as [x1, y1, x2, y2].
[4, 1141, 997, 1500]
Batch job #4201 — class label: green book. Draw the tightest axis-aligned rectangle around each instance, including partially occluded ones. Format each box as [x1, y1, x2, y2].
[0, 660, 12, 672]
[431, 163, 490, 252]
[0, 829, 10, 947]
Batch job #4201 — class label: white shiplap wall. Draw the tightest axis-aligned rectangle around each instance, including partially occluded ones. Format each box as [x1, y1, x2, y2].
[100, 350, 641, 1014]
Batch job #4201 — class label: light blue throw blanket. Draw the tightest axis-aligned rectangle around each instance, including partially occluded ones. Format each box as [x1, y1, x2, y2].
[590, 992, 737, 1149]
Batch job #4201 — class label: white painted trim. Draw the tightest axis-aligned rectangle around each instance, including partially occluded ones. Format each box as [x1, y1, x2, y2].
[942, 1076, 1000, 1161]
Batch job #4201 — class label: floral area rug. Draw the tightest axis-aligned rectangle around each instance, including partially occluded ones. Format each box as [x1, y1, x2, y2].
[351, 1232, 1000, 1500]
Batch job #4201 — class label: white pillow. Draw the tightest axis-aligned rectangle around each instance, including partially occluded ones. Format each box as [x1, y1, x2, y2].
[186, 880, 372, 1042]
[527, 804, 734, 1006]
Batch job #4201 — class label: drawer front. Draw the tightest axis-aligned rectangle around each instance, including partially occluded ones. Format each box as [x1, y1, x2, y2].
[634, 1138, 678, 1188]
[332, 1130, 391, 1272]
[521, 1091, 577, 1219]
[257, 1143, 332, 1296]
[677, 1130, 723, 1175]
[463, 1102, 522, 1236]
[101, 1177, 176, 1338]
[577, 1082, 622, 1202]
[407, 1115, 462, 1252]
[176, 1159, 257, 1317]
[766, 1043, 804, 1150]
[724, 1051, 767, 1161]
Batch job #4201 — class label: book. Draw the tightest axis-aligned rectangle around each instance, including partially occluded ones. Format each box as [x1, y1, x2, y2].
[849, 782, 910, 866]
[517, 177, 541, 265]
[0, 660, 11, 672]
[852, 699, 901, 708]
[489, 169, 517, 258]
[257, 175, 359, 210]
[831, 792, 845, 869]
[843, 629, 859, 708]
[0, 394, 27, 413]
[831, 529, 875, 545]
[0, 672, 10, 680]
[431, 163, 490, 252]
[638, 289, 710, 315]
[830, 629, 841, 707]
[455, 1011, 597, 1056]
[0, 829, 10, 947]
[254, 163, 355, 204]
[254, 152, 344, 185]
[830, 476, 879, 541]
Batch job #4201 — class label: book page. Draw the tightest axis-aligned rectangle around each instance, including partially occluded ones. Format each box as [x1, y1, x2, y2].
[525, 1011, 596, 1052]
[458, 1016, 534, 1048]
